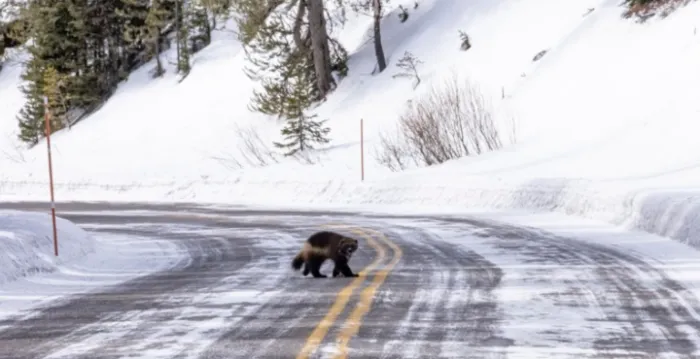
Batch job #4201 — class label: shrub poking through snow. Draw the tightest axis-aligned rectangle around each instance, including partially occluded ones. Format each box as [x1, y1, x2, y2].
[622, 0, 692, 21]
[235, 124, 280, 167]
[398, 5, 409, 22]
[376, 75, 508, 171]
[459, 30, 471, 51]
[533, 49, 547, 62]
[392, 51, 423, 89]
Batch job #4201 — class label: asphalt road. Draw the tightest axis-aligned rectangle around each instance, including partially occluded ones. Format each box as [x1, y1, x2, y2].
[1, 202, 700, 358]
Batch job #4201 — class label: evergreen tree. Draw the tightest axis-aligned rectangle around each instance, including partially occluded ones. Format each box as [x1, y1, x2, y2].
[116, 0, 150, 77]
[175, 0, 190, 75]
[16, 0, 88, 144]
[81, 0, 124, 101]
[42, 64, 67, 129]
[16, 63, 68, 146]
[16, 56, 47, 146]
[236, 0, 347, 120]
[1, 0, 23, 55]
[118, 0, 150, 48]
[197, 0, 232, 30]
[189, 0, 213, 51]
[13, 0, 221, 143]
[243, 7, 308, 117]
[273, 69, 331, 156]
[145, 0, 170, 77]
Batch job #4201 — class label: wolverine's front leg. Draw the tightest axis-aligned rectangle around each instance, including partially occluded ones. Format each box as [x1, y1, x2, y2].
[336, 261, 358, 277]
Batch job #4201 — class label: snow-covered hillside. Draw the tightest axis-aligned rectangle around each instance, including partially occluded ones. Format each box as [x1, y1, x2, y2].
[2, 0, 700, 247]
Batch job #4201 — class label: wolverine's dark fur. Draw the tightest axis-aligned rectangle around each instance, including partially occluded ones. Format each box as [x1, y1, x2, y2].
[291, 230, 359, 278]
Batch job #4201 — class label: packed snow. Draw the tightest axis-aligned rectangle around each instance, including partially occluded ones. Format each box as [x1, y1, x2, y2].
[348, 211, 700, 358]
[2, 0, 700, 249]
[0, 210, 186, 320]
[0, 210, 94, 286]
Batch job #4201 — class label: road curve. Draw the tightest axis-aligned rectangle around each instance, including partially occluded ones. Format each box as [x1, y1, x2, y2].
[0, 202, 699, 359]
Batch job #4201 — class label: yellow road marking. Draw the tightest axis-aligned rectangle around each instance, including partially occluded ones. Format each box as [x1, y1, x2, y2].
[332, 227, 403, 359]
[295, 224, 386, 359]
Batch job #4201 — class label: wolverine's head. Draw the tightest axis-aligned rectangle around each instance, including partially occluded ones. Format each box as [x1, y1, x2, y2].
[339, 238, 358, 259]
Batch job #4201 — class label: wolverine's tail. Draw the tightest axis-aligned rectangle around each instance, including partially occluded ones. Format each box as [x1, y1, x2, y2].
[291, 252, 304, 270]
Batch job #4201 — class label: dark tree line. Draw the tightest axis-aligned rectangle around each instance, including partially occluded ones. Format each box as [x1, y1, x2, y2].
[5, 0, 394, 157]
[6, 0, 231, 146]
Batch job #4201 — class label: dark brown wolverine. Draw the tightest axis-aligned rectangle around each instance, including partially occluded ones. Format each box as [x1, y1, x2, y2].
[291, 230, 360, 278]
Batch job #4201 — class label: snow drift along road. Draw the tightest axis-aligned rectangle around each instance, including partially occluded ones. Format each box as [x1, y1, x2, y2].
[0, 209, 185, 321]
[0, 210, 94, 286]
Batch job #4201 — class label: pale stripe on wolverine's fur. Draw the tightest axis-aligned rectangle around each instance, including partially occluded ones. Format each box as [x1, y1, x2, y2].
[291, 230, 359, 278]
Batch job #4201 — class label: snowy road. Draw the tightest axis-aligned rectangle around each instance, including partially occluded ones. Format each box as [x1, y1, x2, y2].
[1, 203, 700, 359]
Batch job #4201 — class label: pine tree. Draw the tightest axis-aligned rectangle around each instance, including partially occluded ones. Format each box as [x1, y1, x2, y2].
[16, 0, 88, 144]
[197, 0, 231, 29]
[145, 0, 170, 77]
[243, 8, 308, 117]
[118, 0, 150, 46]
[273, 70, 331, 156]
[236, 0, 347, 120]
[116, 0, 150, 77]
[231, 0, 285, 45]
[188, 0, 212, 52]
[0, 0, 23, 59]
[16, 57, 48, 146]
[42, 64, 67, 130]
[175, 0, 190, 75]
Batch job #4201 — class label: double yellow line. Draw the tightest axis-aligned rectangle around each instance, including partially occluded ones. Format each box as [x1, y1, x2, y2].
[295, 224, 403, 359]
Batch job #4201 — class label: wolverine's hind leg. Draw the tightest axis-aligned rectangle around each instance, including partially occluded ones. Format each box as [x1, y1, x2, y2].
[308, 256, 327, 278]
[302, 262, 310, 276]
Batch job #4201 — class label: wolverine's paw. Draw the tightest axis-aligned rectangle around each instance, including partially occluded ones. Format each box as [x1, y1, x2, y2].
[313, 274, 328, 278]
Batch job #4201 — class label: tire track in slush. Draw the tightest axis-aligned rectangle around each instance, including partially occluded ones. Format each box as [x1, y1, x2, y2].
[0, 228, 243, 359]
[329, 226, 403, 359]
[56, 250, 283, 359]
[47, 226, 314, 359]
[406, 227, 508, 359]
[4, 203, 699, 358]
[337, 224, 508, 359]
[457, 217, 700, 359]
[0, 218, 299, 359]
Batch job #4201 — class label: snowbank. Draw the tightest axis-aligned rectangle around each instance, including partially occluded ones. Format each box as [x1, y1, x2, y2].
[0, 209, 94, 285]
[0, 211, 187, 320]
[2, 172, 700, 251]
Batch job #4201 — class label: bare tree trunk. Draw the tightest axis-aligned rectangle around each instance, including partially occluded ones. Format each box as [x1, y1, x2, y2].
[203, 6, 212, 43]
[292, 0, 308, 53]
[306, 0, 333, 98]
[154, 33, 164, 76]
[175, 0, 180, 61]
[372, 0, 386, 73]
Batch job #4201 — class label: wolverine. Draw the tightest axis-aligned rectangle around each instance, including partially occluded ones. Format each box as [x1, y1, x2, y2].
[291, 230, 360, 278]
